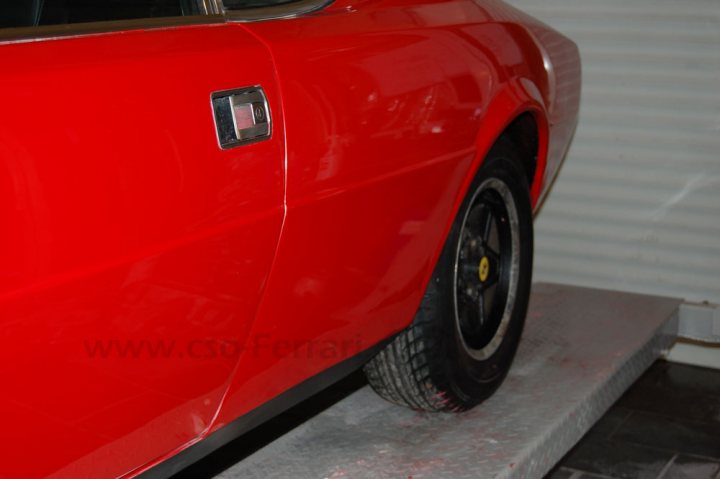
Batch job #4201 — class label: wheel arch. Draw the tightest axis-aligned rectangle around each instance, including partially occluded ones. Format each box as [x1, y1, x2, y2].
[468, 79, 550, 211]
[425, 79, 549, 301]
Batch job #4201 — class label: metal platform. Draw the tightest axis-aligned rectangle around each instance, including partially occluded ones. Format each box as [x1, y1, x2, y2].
[214, 283, 680, 479]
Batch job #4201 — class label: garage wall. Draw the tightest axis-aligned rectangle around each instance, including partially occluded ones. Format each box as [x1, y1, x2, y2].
[505, 0, 720, 305]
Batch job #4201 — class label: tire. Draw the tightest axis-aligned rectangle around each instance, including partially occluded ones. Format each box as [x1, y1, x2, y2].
[363, 138, 534, 412]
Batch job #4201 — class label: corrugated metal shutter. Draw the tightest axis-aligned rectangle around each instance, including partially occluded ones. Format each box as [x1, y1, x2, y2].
[506, 0, 720, 303]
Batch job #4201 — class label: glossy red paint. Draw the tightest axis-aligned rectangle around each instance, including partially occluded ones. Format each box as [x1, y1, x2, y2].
[0, 0, 579, 477]
[0, 25, 285, 478]
[214, 0, 579, 431]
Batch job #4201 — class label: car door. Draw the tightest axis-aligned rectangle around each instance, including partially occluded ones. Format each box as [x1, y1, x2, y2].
[0, 4, 284, 479]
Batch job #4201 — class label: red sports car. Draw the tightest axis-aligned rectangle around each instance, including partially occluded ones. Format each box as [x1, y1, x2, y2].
[0, 0, 579, 477]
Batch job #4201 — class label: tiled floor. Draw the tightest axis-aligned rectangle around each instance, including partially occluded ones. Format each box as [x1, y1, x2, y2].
[546, 360, 720, 479]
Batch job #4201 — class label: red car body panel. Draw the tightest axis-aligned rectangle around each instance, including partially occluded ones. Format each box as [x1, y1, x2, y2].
[0, 1, 580, 477]
[0, 25, 286, 478]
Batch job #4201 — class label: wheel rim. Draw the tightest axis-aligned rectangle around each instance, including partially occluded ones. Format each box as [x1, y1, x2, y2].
[453, 177, 520, 360]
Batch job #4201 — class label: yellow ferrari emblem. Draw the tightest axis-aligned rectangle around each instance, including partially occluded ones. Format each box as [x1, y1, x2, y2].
[479, 256, 490, 282]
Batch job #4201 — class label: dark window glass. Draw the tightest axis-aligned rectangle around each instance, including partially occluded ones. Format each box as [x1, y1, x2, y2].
[222, 0, 297, 9]
[0, 0, 200, 29]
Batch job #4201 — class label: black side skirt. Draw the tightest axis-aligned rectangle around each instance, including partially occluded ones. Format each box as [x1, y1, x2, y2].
[137, 337, 391, 478]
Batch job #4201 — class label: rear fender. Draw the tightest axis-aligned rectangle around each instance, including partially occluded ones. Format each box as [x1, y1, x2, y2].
[462, 78, 549, 216]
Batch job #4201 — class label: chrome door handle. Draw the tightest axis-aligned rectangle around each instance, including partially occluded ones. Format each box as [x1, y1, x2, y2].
[212, 87, 271, 149]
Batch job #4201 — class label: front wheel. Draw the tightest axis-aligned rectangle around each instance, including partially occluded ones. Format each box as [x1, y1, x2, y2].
[364, 139, 534, 411]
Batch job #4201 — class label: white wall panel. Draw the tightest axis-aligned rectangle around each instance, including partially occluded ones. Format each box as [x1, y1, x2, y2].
[506, 0, 720, 303]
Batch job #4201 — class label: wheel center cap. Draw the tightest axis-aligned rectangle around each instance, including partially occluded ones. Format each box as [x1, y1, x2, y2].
[479, 256, 490, 282]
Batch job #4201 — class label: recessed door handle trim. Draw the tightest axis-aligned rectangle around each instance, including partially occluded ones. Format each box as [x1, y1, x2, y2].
[211, 86, 271, 150]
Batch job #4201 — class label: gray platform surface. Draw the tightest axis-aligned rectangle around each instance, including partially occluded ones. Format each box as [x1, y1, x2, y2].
[216, 283, 680, 479]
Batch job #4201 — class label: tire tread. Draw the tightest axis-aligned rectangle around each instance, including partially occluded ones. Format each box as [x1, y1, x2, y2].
[364, 282, 463, 412]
